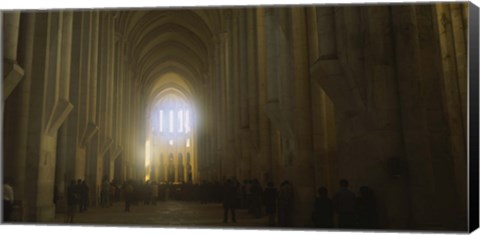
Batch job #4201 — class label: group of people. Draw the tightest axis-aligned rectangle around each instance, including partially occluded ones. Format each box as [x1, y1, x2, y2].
[220, 177, 295, 226]
[121, 179, 159, 212]
[312, 179, 378, 229]
[58, 176, 376, 229]
[65, 179, 89, 223]
[220, 177, 378, 229]
[99, 177, 122, 208]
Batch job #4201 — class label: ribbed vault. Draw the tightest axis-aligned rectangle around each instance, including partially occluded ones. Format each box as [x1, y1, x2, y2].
[116, 9, 223, 91]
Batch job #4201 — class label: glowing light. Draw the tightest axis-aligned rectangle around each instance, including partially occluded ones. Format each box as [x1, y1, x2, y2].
[178, 110, 183, 132]
[186, 138, 190, 147]
[169, 110, 173, 133]
[145, 139, 151, 182]
[159, 110, 163, 132]
[169, 139, 174, 146]
[145, 139, 151, 167]
[185, 110, 191, 133]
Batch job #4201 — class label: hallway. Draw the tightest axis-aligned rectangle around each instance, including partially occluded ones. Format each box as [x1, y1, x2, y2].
[2, 4, 470, 231]
[52, 201, 269, 228]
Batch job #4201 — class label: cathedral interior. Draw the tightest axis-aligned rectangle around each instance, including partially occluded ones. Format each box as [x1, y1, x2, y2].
[1, 2, 471, 232]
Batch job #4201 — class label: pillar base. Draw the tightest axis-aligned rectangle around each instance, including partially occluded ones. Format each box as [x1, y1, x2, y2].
[26, 204, 55, 222]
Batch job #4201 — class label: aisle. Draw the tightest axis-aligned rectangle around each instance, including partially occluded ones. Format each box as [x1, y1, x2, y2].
[52, 201, 270, 228]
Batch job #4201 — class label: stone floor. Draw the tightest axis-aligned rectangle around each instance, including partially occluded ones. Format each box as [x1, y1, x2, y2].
[50, 200, 272, 229]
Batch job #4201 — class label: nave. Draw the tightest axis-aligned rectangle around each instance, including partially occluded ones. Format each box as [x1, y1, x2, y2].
[51, 200, 268, 228]
[2, 3, 470, 231]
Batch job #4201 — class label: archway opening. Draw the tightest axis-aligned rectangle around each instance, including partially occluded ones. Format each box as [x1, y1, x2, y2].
[144, 77, 198, 184]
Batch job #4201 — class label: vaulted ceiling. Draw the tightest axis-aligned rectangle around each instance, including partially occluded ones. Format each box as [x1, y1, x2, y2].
[116, 9, 226, 92]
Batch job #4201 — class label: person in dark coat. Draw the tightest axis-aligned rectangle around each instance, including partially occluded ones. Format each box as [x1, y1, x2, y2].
[250, 179, 263, 218]
[75, 179, 82, 212]
[223, 179, 237, 223]
[312, 187, 334, 228]
[3, 178, 14, 222]
[263, 181, 278, 226]
[123, 180, 134, 212]
[80, 180, 89, 212]
[65, 180, 78, 223]
[333, 179, 356, 229]
[100, 176, 110, 207]
[277, 180, 294, 227]
[355, 186, 378, 229]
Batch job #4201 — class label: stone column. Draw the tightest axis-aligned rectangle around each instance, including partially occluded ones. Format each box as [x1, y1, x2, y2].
[449, 3, 468, 123]
[264, 8, 279, 103]
[110, 154, 117, 181]
[230, 12, 241, 178]
[345, 7, 368, 101]
[238, 10, 248, 160]
[316, 7, 336, 59]
[246, 8, 258, 179]
[23, 12, 73, 222]
[75, 12, 93, 178]
[57, 10, 74, 217]
[310, 4, 341, 193]
[87, 134, 101, 206]
[255, 8, 272, 183]
[97, 14, 112, 162]
[64, 11, 79, 183]
[59, 11, 73, 100]
[3, 12, 20, 61]
[214, 33, 227, 178]
[3, 12, 25, 100]
[290, 7, 315, 227]
[359, 6, 411, 228]
[391, 5, 440, 228]
[434, 3, 467, 144]
[430, 4, 468, 229]
[54, 123, 68, 213]
[237, 10, 250, 180]
[307, 6, 329, 191]
[89, 11, 99, 124]
[2, 12, 35, 221]
[306, 7, 319, 62]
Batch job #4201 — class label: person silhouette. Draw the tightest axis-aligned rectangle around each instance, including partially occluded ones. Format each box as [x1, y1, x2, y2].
[80, 180, 89, 212]
[277, 180, 294, 227]
[355, 186, 378, 228]
[223, 179, 237, 223]
[263, 181, 278, 226]
[65, 180, 78, 223]
[333, 179, 356, 229]
[3, 178, 14, 222]
[312, 187, 334, 228]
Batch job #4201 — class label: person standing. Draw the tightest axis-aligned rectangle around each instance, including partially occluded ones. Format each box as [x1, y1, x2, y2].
[355, 186, 378, 229]
[100, 176, 110, 208]
[76, 179, 83, 212]
[333, 179, 356, 229]
[3, 178, 14, 222]
[277, 180, 294, 227]
[80, 180, 89, 212]
[151, 181, 159, 205]
[109, 181, 116, 206]
[124, 180, 134, 212]
[223, 179, 237, 223]
[263, 181, 278, 226]
[312, 187, 334, 228]
[250, 179, 263, 218]
[65, 180, 78, 223]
